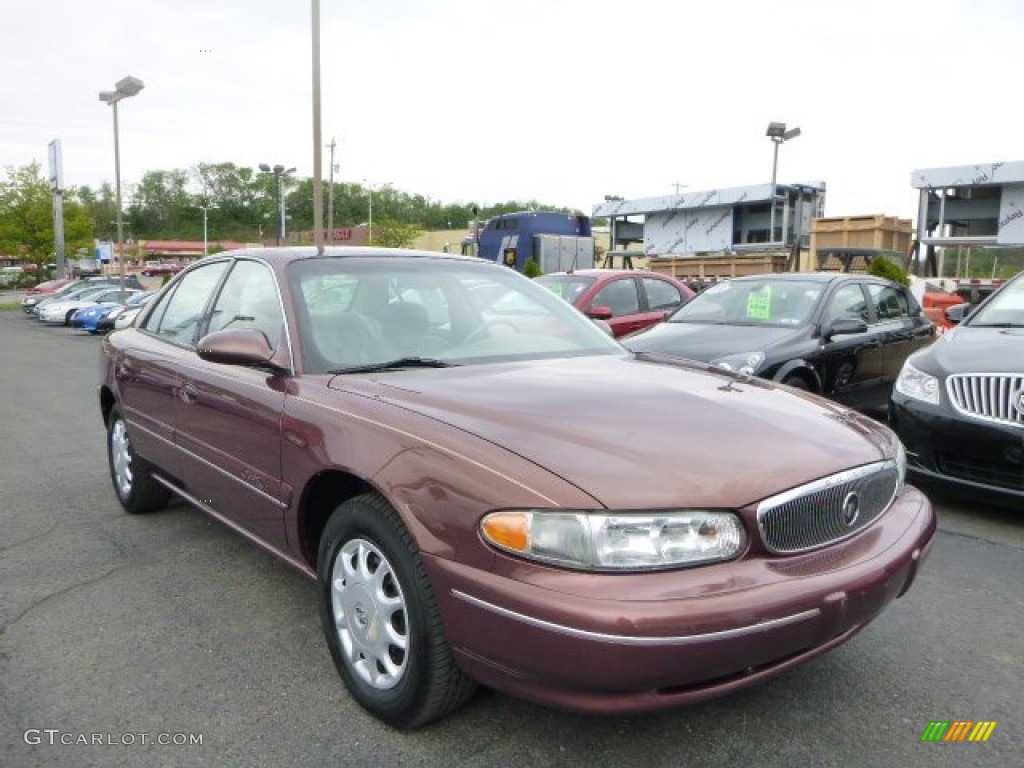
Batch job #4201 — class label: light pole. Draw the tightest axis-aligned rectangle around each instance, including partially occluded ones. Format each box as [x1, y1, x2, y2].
[766, 121, 801, 244]
[198, 203, 218, 256]
[99, 76, 144, 300]
[259, 163, 295, 246]
[363, 181, 390, 245]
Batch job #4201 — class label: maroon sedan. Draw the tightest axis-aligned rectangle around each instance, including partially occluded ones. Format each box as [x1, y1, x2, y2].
[535, 269, 694, 337]
[99, 247, 935, 728]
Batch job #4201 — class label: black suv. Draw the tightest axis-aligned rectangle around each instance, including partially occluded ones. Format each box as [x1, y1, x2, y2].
[623, 271, 935, 414]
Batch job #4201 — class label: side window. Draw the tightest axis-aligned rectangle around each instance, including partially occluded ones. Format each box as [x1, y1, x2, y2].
[142, 261, 230, 346]
[590, 278, 640, 317]
[867, 283, 910, 322]
[206, 260, 285, 349]
[642, 278, 684, 312]
[826, 284, 869, 324]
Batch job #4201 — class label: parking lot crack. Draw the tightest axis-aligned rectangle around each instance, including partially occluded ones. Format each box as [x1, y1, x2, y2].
[0, 564, 127, 636]
[0, 519, 61, 554]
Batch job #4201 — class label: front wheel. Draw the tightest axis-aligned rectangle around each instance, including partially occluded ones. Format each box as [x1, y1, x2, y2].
[318, 493, 476, 728]
[106, 405, 170, 514]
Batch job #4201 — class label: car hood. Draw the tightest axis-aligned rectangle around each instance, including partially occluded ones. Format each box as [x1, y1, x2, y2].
[328, 354, 895, 509]
[927, 326, 1024, 373]
[623, 322, 805, 361]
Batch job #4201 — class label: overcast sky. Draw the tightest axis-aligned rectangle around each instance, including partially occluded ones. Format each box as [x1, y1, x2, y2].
[3, 0, 1022, 221]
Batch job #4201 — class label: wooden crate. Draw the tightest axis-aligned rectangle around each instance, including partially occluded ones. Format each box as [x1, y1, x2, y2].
[811, 215, 912, 256]
[647, 253, 788, 279]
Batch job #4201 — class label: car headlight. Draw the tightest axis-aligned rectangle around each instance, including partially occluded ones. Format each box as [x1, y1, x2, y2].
[894, 361, 939, 405]
[481, 509, 746, 571]
[712, 351, 765, 376]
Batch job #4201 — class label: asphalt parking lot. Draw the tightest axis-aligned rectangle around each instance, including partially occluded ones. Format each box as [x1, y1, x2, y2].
[1, 308, 1021, 768]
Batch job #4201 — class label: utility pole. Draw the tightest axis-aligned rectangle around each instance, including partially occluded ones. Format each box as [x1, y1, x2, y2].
[326, 137, 337, 242]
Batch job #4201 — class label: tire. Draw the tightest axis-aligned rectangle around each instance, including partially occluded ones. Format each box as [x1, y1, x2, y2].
[106, 405, 170, 514]
[782, 375, 810, 391]
[318, 493, 476, 728]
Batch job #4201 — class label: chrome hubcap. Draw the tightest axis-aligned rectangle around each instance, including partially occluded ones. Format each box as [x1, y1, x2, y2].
[111, 419, 133, 499]
[331, 538, 408, 690]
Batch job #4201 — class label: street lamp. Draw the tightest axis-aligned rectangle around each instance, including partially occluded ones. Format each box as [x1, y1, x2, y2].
[363, 181, 390, 245]
[766, 121, 801, 244]
[99, 76, 144, 299]
[259, 163, 296, 246]
[198, 203, 218, 256]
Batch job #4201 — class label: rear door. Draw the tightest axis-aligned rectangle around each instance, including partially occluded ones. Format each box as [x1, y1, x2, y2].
[118, 261, 231, 477]
[865, 280, 935, 384]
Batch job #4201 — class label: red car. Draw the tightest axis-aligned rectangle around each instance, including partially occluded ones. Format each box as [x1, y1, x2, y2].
[26, 278, 74, 295]
[140, 262, 184, 277]
[534, 269, 694, 337]
[99, 247, 935, 728]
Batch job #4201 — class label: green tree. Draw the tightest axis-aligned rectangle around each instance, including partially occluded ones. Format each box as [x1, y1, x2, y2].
[868, 256, 910, 287]
[370, 218, 420, 248]
[0, 162, 94, 262]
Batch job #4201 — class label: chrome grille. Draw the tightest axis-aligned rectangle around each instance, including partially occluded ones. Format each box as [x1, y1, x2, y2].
[947, 374, 1024, 428]
[756, 462, 900, 554]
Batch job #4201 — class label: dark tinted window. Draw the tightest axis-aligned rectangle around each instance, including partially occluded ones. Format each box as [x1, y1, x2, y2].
[591, 278, 640, 316]
[826, 283, 869, 324]
[866, 283, 909, 321]
[642, 277, 685, 311]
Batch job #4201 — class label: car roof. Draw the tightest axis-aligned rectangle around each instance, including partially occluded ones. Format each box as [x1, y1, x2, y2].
[728, 271, 879, 284]
[194, 246, 486, 268]
[539, 269, 679, 278]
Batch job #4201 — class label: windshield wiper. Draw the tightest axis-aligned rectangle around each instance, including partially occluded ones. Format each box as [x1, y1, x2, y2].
[969, 322, 1024, 328]
[328, 357, 456, 374]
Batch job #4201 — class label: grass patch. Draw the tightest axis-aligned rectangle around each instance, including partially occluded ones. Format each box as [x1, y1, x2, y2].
[0, 301, 22, 311]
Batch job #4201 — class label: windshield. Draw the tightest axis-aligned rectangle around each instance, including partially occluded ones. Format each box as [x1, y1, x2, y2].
[288, 257, 622, 374]
[667, 278, 824, 327]
[965, 276, 1024, 327]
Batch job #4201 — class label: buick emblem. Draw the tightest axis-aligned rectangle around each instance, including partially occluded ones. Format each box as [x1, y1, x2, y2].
[841, 492, 860, 527]
[1015, 389, 1024, 417]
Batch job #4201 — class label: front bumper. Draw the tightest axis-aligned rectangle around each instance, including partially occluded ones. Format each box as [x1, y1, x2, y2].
[426, 486, 935, 714]
[890, 392, 1024, 501]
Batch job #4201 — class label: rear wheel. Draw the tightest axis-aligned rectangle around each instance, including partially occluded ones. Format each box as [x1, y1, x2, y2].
[318, 493, 476, 728]
[106, 405, 170, 514]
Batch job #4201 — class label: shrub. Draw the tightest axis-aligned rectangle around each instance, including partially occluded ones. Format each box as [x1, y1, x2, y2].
[523, 258, 543, 278]
[867, 256, 909, 287]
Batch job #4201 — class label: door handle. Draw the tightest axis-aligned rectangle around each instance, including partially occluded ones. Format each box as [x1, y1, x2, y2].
[179, 382, 199, 405]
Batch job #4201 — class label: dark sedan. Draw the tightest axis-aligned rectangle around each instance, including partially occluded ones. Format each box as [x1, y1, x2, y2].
[99, 248, 934, 728]
[623, 271, 935, 414]
[890, 270, 1024, 503]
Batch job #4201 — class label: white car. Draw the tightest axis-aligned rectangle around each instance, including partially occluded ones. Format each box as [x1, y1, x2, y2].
[38, 288, 141, 325]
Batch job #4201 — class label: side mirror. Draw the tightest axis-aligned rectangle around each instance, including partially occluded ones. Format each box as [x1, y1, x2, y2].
[945, 302, 972, 325]
[826, 317, 868, 338]
[587, 305, 613, 320]
[196, 329, 278, 368]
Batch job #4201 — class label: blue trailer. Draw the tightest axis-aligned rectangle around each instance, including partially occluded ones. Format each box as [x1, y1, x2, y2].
[474, 211, 595, 273]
